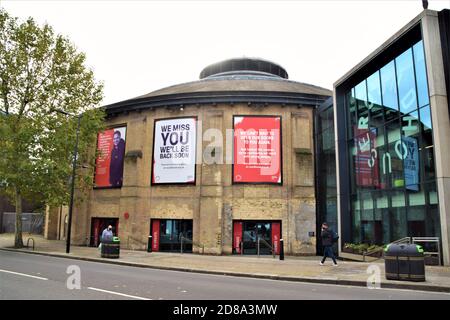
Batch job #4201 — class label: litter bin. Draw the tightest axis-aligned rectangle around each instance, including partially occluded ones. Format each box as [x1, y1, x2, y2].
[101, 236, 120, 259]
[384, 243, 425, 282]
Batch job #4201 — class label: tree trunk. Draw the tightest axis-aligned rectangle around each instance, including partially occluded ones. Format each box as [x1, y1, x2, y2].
[15, 187, 24, 248]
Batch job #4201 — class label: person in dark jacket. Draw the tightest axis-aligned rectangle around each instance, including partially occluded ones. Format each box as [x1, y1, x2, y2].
[320, 222, 338, 266]
[109, 131, 125, 186]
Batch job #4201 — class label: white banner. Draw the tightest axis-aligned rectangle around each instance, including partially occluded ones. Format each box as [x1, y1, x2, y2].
[152, 117, 197, 184]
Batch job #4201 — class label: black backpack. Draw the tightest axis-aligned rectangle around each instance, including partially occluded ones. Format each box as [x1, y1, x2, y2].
[332, 231, 339, 243]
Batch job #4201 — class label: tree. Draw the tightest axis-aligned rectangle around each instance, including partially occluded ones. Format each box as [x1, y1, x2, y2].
[0, 9, 105, 248]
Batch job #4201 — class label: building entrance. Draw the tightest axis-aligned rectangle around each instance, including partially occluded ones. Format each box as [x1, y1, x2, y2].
[233, 220, 281, 255]
[90, 218, 119, 247]
[151, 219, 193, 252]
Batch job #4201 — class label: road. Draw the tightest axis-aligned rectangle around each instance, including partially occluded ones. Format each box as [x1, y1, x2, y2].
[1, 250, 449, 300]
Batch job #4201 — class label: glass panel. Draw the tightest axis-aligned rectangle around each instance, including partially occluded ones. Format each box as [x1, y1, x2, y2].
[355, 80, 368, 129]
[325, 197, 338, 230]
[367, 71, 384, 129]
[320, 106, 334, 132]
[382, 208, 391, 243]
[380, 60, 399, 120]
[321, 127, 335, 151]
[391, 206, 407, 240]
[419, 105, 432, 131]
[401, 111, 419, 138]
[367, 71, 382, 106]
[352, 196, 361, 243]
[347, 89, 357, 138]
[396, 48, 418, 115]
[413, 40, 430, 108]
[419, 106, 435, 181]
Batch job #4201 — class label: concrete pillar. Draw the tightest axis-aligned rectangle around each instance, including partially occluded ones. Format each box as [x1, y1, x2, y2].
[198, 110, 224, 254]
[44, 206, 59, 240]
[422, 11, 450, 265]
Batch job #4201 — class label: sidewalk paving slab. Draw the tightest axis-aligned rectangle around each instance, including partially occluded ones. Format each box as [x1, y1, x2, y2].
[1, 234, 450, 293]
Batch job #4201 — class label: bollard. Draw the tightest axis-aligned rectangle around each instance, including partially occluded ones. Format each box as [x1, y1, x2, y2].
[279, 239, 284, 260]
[147, 235, 152, 253]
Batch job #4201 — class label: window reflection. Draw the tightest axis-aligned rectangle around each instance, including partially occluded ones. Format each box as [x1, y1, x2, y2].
[396, 48, 418, 114]
[344, 40, 439, 245]
[380, 60, 398, 113]
[413, 41, 429, 108]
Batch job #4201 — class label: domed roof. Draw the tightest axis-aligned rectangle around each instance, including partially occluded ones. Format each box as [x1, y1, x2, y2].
[104, 58, 331, 114]
[200, 57, 289, 79]
[134, 58, 331, 99]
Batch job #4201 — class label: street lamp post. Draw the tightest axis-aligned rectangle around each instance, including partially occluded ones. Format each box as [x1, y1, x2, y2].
[54, 109, 82, 254]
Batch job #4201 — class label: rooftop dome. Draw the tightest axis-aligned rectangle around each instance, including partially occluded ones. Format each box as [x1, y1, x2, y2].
[104, 57, 332, 114]
[199, 58, 289, 79]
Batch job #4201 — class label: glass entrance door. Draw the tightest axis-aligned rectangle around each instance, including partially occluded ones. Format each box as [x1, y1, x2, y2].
[242, 221, 272, 255]
[158, 219, 193, 252]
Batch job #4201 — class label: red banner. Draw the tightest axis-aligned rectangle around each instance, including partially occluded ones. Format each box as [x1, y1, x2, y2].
[233, 116, 281, 183]
[271, 222, 281, 255]
[354, 127, 380, 188]
[152, 220, 160, 252]
[94, 127, 126, 188]
[233, 221, 243, 254]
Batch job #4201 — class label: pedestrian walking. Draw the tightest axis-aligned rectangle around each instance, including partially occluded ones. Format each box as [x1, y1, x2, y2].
[320, 222, 338, 266]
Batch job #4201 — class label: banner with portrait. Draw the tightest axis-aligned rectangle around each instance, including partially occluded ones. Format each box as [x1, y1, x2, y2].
[94, 126, 127, 188]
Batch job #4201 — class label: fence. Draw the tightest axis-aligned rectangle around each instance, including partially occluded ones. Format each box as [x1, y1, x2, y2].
[1, 212, 44, 234]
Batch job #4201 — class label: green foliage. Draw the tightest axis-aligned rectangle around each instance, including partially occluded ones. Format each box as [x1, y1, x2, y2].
[0, 8, 105, 245]
[344, 243, 385, 255]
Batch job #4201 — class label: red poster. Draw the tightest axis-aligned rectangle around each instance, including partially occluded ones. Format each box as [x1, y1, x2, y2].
[271, 222, 281, 255]
[152, 220, 160, 252]
[354, 127, 380, 188]
[94, 127, 127, 188]
[233, 221, 243, 254]
[233, 116, 281, 183]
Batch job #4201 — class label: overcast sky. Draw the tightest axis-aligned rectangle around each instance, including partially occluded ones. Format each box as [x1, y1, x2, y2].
[2, 0, 450, 106]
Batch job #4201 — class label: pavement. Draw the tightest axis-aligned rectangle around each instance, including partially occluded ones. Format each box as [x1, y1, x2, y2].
[1, 233, 450, 294]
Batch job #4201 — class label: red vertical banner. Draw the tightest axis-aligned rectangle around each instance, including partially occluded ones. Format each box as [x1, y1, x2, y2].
[152, 220, 160, 252]
[354, 127, 380, 188]
[93, 219, 100, 247]
[95, 127, 127, 188]
[233, 116, 281, 184]
[271, 222, 281, 255]
[233, 221, 243, 254]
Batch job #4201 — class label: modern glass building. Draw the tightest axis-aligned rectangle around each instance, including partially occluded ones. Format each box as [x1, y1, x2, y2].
[327, 9, 450, 265]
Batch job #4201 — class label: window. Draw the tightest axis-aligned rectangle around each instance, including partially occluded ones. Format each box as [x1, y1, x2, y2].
[396, 48, 418, 114]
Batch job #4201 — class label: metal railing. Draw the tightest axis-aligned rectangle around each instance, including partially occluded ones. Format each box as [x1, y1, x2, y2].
[180, 236, 204, 254]
[257, 238, 276, 258]
[26, 238, 35, 251]
[412, 237, 441, 265]
[384, 237, 442, 265]
[391, 237, 412, 245]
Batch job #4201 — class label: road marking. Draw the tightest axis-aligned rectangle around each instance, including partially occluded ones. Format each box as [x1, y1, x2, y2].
[87, 287, 151, 300]
[0, 269, 48, 281]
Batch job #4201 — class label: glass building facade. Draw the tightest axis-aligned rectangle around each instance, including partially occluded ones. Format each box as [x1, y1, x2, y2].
[328, 9, 450, 264]
[341, 36, 441, 246]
